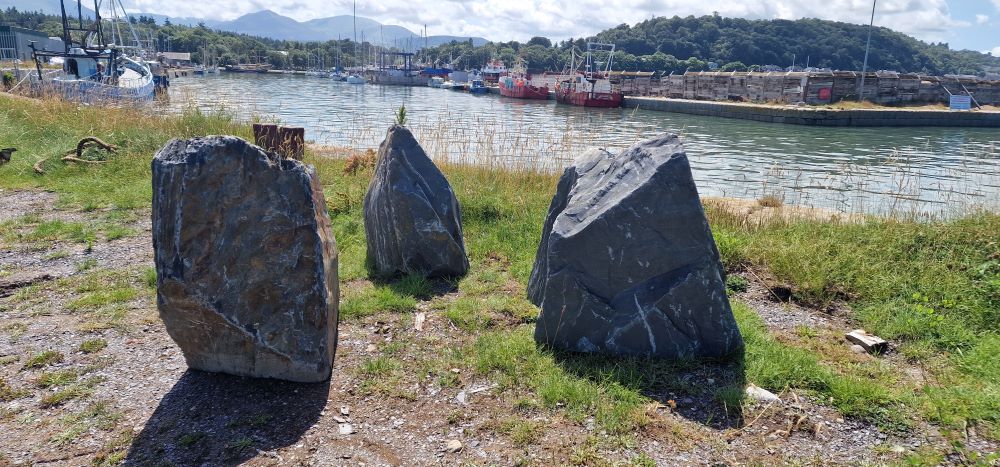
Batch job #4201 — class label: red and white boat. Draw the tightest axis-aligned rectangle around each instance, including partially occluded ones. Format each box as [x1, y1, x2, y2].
[555, 42, 623, 108]
[498, 61, 549, 99]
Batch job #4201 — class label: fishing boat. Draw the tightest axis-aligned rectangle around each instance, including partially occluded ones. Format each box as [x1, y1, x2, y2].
[29, 0, 155, 103]
[555, 42, 623, 108]
[498, 60, 548, 99]
[468, 78, 488, 94]
[481, 59, 507, 84]
[428, 76, 444, 88]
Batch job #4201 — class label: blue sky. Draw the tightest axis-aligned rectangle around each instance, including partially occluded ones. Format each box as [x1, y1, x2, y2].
[947, 0, 1000, 53]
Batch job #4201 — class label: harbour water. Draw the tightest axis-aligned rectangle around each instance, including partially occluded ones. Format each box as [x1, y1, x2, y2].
[166, 73, 999, 217]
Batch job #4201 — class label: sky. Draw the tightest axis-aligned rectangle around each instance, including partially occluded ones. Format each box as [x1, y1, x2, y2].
[118, 0, 1000, 54]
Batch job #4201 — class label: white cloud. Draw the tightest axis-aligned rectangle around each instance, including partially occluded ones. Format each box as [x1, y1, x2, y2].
[976, 14, 989, 24]
[120, 0, 972, 43]
[994, 0, 1000, 12]
[991, 46, 1000, 56]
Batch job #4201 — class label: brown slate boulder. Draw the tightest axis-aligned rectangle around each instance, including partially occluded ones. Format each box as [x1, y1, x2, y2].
[152, 136, 339, 383]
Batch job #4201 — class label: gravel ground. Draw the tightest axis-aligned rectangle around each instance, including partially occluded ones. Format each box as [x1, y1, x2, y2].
[1, 189, 992, 466]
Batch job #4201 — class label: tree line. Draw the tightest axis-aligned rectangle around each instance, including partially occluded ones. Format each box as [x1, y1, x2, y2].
[4, 7, 997, 76]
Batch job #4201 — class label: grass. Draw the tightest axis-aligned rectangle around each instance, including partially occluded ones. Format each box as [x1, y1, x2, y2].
[2, 93, 998, 459]
[22, 350, 64, 369]
[80, 338, 108, 354]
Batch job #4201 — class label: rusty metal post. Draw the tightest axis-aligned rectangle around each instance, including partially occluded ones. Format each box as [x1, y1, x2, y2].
[277, 126, 305, 160]
[252, 123, 279, 153]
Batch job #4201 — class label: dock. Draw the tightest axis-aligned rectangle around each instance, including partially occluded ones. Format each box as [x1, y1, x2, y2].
[623, 97, 1000, 127]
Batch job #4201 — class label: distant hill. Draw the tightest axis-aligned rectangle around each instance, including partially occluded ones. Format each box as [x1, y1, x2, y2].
[201, 10, 487, 48]
[591, 15, 1000, 75]
[0, 1, 487, 48]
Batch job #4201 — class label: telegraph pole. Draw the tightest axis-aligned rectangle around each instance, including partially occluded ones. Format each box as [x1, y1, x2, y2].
[858, 0, 877, 101]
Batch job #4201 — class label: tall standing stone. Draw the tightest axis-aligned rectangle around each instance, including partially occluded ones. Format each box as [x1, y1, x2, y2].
[152, 136, 339, 383]
[363, 125, 469, 278]
[528, 134, 743, 359]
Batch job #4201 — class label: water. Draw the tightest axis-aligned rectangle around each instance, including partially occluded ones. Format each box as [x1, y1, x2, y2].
[166, 73, 1000, 217]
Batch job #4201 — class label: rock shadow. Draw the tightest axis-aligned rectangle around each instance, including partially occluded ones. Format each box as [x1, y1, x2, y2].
[124, 369, 329, 466]
[553, 349, 747, 429]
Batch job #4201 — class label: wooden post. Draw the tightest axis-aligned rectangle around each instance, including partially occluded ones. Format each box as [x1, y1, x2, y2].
[252, 123, 279, 153]
[277, 126, 305, 160]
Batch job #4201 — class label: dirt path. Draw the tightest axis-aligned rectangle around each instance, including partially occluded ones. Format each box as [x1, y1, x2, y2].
[0, 189, 974, 466]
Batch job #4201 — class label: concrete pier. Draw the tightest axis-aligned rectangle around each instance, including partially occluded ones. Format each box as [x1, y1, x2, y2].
[623, 97, 1000, 127]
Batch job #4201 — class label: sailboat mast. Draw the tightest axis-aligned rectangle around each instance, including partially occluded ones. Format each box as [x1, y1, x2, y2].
[353, 1, 357, 68]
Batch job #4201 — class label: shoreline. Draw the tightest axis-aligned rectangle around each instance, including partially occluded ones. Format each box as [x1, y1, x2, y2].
[624, 96, 1000, 127]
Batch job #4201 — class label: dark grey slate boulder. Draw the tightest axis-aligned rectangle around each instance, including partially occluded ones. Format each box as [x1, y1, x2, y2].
[528, 134, 743, 359]
[363, 125, 469, 278]
[152, 136, 339, 383]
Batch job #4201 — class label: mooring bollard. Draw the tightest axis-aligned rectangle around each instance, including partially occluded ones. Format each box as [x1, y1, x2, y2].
[278, 126, 305, 161]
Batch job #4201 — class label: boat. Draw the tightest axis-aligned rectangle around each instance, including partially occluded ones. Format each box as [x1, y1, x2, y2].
[555, 42, 623, 108]
[498, 60, 548, 99]
[445, 70, 469, 90]
[193, 45, 218, 75]
[481, 59, 507, 84]
[28, 0, 154, 103]
[346, 2, 366, 84]
[468, 79, 488, 94]
[428, 76, 444, 88]
[224, 63, 271, 73]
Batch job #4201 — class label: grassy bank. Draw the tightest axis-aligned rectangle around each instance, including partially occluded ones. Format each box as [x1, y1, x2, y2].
[1, 95, 997, 463]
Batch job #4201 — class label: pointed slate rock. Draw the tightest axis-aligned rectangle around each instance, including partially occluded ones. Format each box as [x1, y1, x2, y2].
[528, 134, 743, 359]
[363, 125, 469, 278]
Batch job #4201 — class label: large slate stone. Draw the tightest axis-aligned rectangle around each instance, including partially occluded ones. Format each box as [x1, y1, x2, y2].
[528, 134, 743, 359]
[152, 136, 339, 383]
[363, 125, 469, 278]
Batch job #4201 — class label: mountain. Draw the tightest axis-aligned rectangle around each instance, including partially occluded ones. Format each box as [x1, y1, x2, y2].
[2, 0, 94, 18]
[2, 2, 487, 48]
[204, 10, 487, 48]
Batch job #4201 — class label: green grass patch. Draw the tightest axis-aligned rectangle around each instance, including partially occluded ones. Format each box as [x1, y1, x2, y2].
[40, 376, 103, 407]
[340, 285, 417, 320]
[79, 338, 108, 354]
[23, 350, 64, 369]
[35, 369, 78, 388]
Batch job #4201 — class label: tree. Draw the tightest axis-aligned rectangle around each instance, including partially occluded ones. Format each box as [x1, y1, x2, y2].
[527, 36, 551, 48]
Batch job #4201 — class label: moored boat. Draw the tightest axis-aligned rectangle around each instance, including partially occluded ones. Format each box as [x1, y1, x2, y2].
[29, 0, 154, 103]
[555, 42, 623, 108]
[468, 79, 488, 94]
[498, 61, 548, 99]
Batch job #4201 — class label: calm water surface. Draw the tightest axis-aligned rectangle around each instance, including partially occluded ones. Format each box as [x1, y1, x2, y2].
[166, 73, 999, 217]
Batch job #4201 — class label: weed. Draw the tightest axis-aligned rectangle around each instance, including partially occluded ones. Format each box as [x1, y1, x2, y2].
[3, 321, 27, 340]
[725, 274, 749, 293]
[0, 378, 30, 401]
[499, 418, 544, 446]
[80, 338, 108, 354]
[177, 431, 208, 447]
[227, 436, 254, 453]
[142, 267, 157, 288]
[35, 369, 78, 388]
[40, 376, 102, 407]
[76, 258, 98, 272]
[0, 355, 18, 365]
[23, 350, 64, 369]
[92, 430, 134, 466]
[44, 249, 70, 260]
[757, 194, 784, 208]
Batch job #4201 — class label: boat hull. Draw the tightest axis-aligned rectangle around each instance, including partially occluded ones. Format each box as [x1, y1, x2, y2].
[555, 90, 622, 108]
[499, 81, 549, 100]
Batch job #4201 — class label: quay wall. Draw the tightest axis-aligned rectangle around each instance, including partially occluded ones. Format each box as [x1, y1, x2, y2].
[623, 97, 1000, 127]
